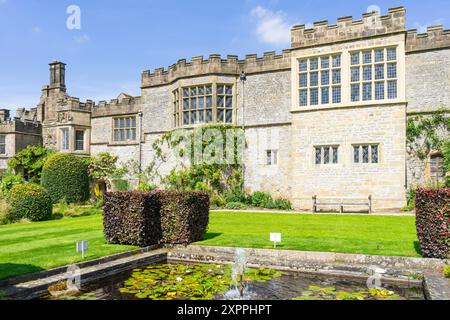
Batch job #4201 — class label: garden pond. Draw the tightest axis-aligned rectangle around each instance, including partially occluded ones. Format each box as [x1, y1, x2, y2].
[46, 263, 424, 301]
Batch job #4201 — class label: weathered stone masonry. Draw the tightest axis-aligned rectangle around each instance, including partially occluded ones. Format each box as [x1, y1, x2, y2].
[1, 6, 448, 211]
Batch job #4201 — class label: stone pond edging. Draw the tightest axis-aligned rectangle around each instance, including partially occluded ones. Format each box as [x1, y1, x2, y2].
[1, 245, 448, 300]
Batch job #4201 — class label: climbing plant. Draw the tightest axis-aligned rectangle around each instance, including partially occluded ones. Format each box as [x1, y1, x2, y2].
[151, 124, 244, 196]
[406, 110, 449, 159]
[7, 146, 54, 183]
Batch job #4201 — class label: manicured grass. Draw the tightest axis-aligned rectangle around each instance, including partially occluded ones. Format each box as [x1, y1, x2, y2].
[0, 215, 137, 280]
[0, 211, 420, 280]
[195, 211, 420, 258]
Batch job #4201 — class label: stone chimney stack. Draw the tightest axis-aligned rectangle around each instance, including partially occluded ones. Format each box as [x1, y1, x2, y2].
[0, 109, 10, 122]
[49, 61, 66, 91]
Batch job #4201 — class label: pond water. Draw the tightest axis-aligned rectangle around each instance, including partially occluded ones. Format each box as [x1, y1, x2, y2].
[46, 262, 424, 301]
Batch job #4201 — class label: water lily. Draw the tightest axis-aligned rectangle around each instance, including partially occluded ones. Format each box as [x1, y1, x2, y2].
[176, 277, 183, 282]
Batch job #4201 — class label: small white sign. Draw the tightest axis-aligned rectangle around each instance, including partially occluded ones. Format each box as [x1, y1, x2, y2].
[76, 241, 88, 259]
[270, 233, 281, 248]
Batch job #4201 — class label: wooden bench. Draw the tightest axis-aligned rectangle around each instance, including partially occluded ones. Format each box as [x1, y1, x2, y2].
[312, 195, 372, 214]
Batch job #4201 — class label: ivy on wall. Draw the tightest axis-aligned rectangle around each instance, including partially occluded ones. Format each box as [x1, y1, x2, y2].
[406, 109, 449, 159]
[150, 124, 244, 195]
[406, 109, 450, 188]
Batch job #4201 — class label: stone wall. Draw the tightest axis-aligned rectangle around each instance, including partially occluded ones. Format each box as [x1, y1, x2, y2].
[289, 104, 407, 211]
[236, 71, 291, 127]
[244, 125, 292, 198]
[406, 49, 450, 114]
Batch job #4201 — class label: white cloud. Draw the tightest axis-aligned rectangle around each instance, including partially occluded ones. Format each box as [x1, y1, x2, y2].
[250, 6, 292, 46]
[73, 34, 90, 44]
[413, 19, 444, 33]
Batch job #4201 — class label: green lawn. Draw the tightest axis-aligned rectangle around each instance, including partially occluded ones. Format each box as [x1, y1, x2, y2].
[196, 211, 420, 258]
[0, 215, 137, 280]
[0, 211, 420, 281]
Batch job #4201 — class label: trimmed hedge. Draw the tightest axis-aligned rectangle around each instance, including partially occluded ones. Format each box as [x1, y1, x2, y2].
[7, 184, 53, 222]
[103, 192, 161, 247]
[158, 191, 210, 244]
[415, 188, 450, 259]
[41, 154, 90, 203]
[103, 190, 209, 246]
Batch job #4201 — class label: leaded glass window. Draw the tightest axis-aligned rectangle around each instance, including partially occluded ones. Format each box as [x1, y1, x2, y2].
[75, 130, 84, 151]
[0, 135, 6, 154]
[113, 116, 137, 143]
[315, 147, 322, 165]
[61, 128, 69, 150]
[315, 146, 339, 165]
[353, 145, 380, 164]
[217, 84, 233, 124]
[349, 47, 398, 102]
[298, 54, 342, 107]
[175, 84, 229, 127]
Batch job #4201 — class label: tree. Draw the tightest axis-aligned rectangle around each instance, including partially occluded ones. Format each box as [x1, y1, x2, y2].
[7, 146, 54, 183]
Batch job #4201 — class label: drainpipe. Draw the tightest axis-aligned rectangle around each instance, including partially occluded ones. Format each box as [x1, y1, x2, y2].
[240, 71, 247, 193]
[138, 111, 143, 175]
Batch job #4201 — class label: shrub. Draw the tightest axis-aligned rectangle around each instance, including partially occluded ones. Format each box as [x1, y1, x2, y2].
[225, 202, 248, 210]
[112, 179, 130, 191]
[103, 191, 162, 246]
[251, 192, 273, 208]
[41, 154, 90, 203]
[103, 191, 209, 246]
[272, 198, 293, 210]
[210, 194, 226, 208]
[7, 184, 53, 222]
[0, 172, 24, 196]
[415, 188, 450, 259]
[444, 265, 450, 279]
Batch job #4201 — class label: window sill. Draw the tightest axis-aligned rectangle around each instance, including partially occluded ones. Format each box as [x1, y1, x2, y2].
[108, 142, 139, 147]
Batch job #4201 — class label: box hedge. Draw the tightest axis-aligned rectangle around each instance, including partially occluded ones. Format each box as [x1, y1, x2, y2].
[7, 184, 53, 222]
[103, 190, 209, 246]
[415, 188, 450, 259]
[41, 154, 90, 203]
[103, 191, 161, 247]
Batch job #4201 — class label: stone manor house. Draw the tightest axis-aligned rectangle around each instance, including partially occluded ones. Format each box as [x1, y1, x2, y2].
[0, 7, 449, 211]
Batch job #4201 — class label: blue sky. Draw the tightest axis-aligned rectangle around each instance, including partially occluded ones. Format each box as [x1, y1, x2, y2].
[0, 0, 448, 112]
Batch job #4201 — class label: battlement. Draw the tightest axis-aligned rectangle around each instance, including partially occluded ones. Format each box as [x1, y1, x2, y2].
[0, 109, 41, 135]
[92, 95, 142, 117]
[57, 96, 95, 112]
[141, 50, 291, 88]
[16, 107, 39, 122]
[291, 6, 406, 49]
[406, 25, 450, 53]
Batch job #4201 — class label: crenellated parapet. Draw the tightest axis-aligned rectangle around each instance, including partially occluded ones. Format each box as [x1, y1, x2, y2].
[0, 109, 41, 135]
[406, 25, 450, 53]
[291, 7, 406, 49]
[141, 50, 291, 88]
[57, 96, 95, 112]
[92, 95, 142, 118]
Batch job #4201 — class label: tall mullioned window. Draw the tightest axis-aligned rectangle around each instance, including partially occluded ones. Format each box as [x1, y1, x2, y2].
[350, 47, 398, 102]
[173, 84, 233, 127]
[0, 135, 5, 154]
[75, 130, 84, 151]
[61, 128, 69, 150]
[113, 116, 137, 143]
[299, 54, 341, 107]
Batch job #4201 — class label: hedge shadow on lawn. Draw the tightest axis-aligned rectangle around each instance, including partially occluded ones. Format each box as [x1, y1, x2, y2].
[0, 263, 45, 281]
[413, 241, 422, 256]
[201, 233, 223, 241]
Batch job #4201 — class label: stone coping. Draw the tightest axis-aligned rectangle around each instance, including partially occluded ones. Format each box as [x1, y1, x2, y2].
[168, 245, 445, 272]
[0, 245, 161, 288]
[1, 245, 447, 300]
